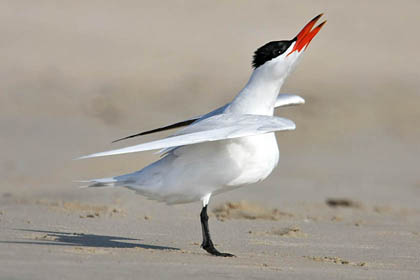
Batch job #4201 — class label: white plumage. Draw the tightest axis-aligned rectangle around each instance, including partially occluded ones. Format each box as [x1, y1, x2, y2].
[78, 13, 326, 256]
[78, 91, 303, 205]
[80, 45, 303, 205]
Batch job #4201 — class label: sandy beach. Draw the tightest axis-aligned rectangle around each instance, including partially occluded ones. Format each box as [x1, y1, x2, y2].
[1, 1, 419, 279]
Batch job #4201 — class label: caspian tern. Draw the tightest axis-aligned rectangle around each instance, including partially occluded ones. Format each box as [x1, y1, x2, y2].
[78, 14, 326, 257]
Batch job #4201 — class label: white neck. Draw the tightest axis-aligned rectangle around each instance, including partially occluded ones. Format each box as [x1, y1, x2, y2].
[226, 67, 286, 116]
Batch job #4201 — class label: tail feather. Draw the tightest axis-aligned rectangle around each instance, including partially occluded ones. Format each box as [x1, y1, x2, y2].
[76, 177, 119, 188]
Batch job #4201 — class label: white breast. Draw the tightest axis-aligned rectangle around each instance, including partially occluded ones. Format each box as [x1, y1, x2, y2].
[225, 132, 279, 187]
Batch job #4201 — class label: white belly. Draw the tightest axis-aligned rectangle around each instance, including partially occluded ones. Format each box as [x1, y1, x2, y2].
[122, 133, 279, 204]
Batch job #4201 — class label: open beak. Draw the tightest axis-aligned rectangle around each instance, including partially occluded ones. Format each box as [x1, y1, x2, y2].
[288, 14, 326, 56]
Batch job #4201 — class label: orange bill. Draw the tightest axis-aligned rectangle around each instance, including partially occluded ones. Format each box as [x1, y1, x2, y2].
[288, 14, 326, 56]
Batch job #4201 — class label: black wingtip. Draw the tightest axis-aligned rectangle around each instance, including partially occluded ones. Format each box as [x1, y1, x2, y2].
[112, 129, 157, 143]
[111, 119, 198, 143]
[112, 135, 141, 143]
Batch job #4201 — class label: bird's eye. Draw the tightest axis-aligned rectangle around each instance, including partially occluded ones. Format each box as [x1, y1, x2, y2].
[280, 44, 287, 53]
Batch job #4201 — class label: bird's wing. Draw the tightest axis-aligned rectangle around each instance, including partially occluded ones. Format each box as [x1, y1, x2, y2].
[275, 94, 305, 107]
[112, 94, 304, 142]
[111, 117, 198, 143]
[77, 114, 295, 159]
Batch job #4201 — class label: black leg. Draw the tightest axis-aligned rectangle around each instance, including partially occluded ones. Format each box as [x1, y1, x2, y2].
[200, 205, 235, 257]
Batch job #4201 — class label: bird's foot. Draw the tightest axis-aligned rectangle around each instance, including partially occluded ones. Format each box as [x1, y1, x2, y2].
[201, 242, 235, 257]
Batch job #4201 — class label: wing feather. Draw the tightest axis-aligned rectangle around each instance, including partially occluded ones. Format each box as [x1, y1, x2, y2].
[275, 94, 305, 107]
[110, 94, 304, 142]
[77, 114, 295, 159]
[112, 118, 197, 143]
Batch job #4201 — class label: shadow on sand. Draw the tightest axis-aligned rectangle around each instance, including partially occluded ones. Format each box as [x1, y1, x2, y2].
[0, 229, 179, 251]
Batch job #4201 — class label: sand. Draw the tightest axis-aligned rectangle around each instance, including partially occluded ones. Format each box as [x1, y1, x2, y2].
[1, 1, 420, 279]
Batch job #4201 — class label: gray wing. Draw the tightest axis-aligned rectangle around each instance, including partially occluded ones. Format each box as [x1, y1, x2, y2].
[112, 93, 304, 142]
[111, 117, 198, 143]
[77, 114, 295, 159]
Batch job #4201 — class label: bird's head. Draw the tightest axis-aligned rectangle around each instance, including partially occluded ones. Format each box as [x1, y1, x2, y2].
[252, 14, 326, 80]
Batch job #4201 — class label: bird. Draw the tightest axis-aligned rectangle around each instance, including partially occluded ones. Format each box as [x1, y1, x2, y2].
[78, 14, 326, 257]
